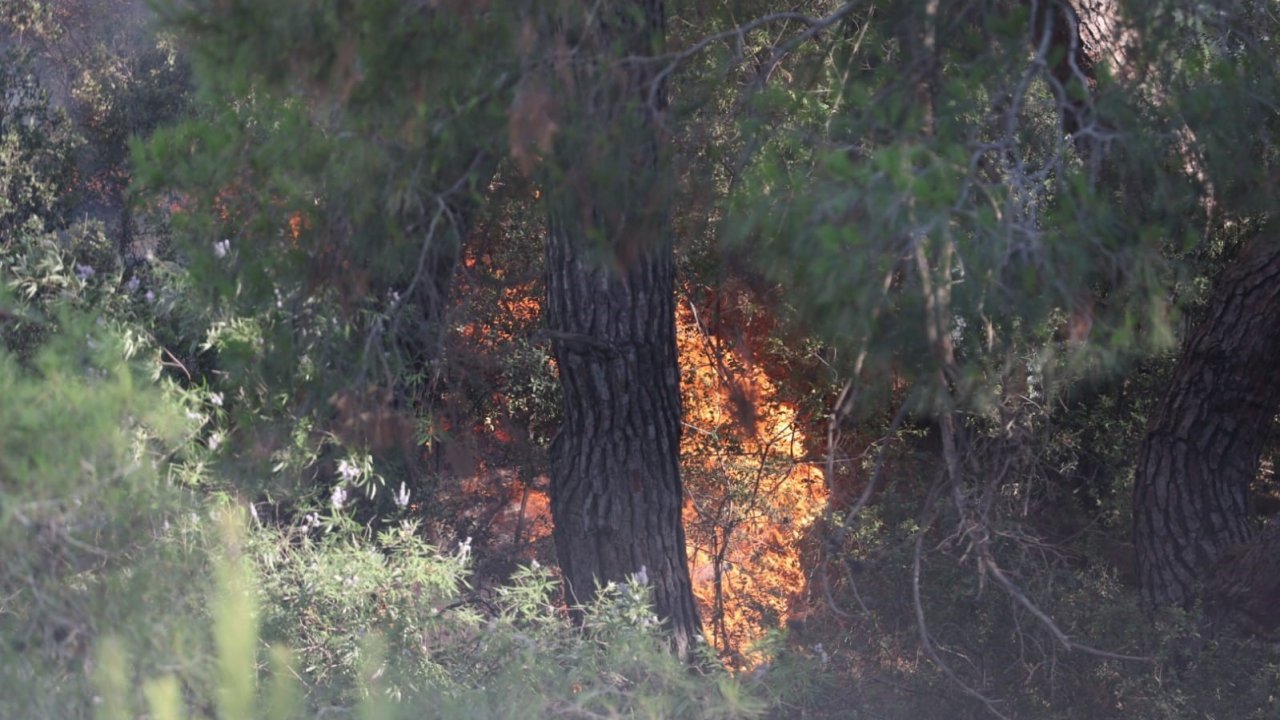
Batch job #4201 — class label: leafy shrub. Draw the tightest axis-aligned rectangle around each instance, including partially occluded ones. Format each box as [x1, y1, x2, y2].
[248, 513, 765, 718]
[0, 323, 766, 720]
[73, 503, 769, 719]
[0, 301, 209, 719]
[0, 48, 80, 239]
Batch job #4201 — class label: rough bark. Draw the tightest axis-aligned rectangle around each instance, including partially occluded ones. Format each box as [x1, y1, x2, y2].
[1029, 0, 1134, 138]
[1134, 238, 1280, 612]
[1029, 0, 1098, 136]
[547, 230, 701, 657]
[1026, 0, 1280, 627]
[543, 0, 702, 659]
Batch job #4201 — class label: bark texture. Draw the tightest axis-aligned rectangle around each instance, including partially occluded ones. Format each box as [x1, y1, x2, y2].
[1134, 238, 1280, 613]
[543, 0, 702, 659]
[1038, 0, 1280, 628]
[1029, 0, 1133, 135]
[1029, 0, 1097, 136]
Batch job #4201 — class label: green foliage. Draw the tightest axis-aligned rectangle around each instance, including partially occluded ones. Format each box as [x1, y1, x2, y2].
[0, 48, 80, 238]
[722, 0, 1279, 411]
[136, 0, 517, 373]
[0, 301, 211, 719]
[86, 512, 303, 720]
[246, 512, 766, 718]
[60, 505, 770, 719]
[251, 518, 473, 699]
[0, 44, 170, 360]
[4, 0, 191, 171]
[6, 3, 1280, 719]
[0, 313, 763, 717]
[0, 40, 214, 720]
[126, 2, 531, 520]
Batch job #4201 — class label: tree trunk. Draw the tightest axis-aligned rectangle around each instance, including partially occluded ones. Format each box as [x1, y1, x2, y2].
[543, 0, 702, 659]
[1034, 0, 1280, 626]
[1134, 237, 1280, 611]
[547, 227, 701, 658]
[1029, 0, 1134, 145]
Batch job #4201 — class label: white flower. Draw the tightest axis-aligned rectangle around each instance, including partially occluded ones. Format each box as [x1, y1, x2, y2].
[634, 565, 649, 586]
[331, 485, 348, 510]
[208, 432, 222, 451]
[209, 392, 223, 407]
[393, 481, 411, 509]
[814, 643, 829, 665]
[214, 239, 231, 258]
[336, 458, 361, 483]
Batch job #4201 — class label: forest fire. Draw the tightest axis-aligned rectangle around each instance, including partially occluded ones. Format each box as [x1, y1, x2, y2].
[676, 293, 827, 665]
[442, 246, 826, 663]
[441, 243, 826, 663]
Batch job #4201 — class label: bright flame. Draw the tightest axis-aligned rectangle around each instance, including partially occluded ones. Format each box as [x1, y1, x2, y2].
[444, 246, 826, 664]
[677, 291, 826, 666]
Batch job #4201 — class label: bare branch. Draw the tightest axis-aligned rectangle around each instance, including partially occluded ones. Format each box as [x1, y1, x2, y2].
[641, 2, 869, 110]
[912, 478, 1013, 720]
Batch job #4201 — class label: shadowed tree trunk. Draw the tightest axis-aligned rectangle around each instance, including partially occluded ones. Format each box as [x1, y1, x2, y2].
[1031, 0, 1280, 632]
[1029, 0, 1099, 136]
[1134, 238, 1280, 615]
[542, 0, 702, 659]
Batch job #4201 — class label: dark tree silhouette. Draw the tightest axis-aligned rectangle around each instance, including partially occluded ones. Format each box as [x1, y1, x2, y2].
[542, 0, 703, 659]
[1134, 239, 1280, 628]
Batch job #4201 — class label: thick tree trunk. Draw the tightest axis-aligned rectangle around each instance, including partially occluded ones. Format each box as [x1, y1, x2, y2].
[1134, 238, 1280, 612]
[1029, 0, 1098, 136]
[543, 0, 702, 659]
[547, 225, 701, 658]
[1029, 0, 1134, 144]
[1033, 0, 1280, 627]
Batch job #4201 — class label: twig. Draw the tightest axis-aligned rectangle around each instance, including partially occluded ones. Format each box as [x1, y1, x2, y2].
[912, 477, 1013, 720]
[160, 345, 192, 381]
[643, 2, 869, 111]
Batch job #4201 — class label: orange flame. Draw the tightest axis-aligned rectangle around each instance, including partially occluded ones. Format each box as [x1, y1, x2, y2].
[677, 292, 826, 666]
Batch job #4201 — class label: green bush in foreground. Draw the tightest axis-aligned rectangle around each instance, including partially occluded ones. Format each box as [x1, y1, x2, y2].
[0, 304, 768, 719]
[82, 507, 766, 720]
[0, 304, 209, 719]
